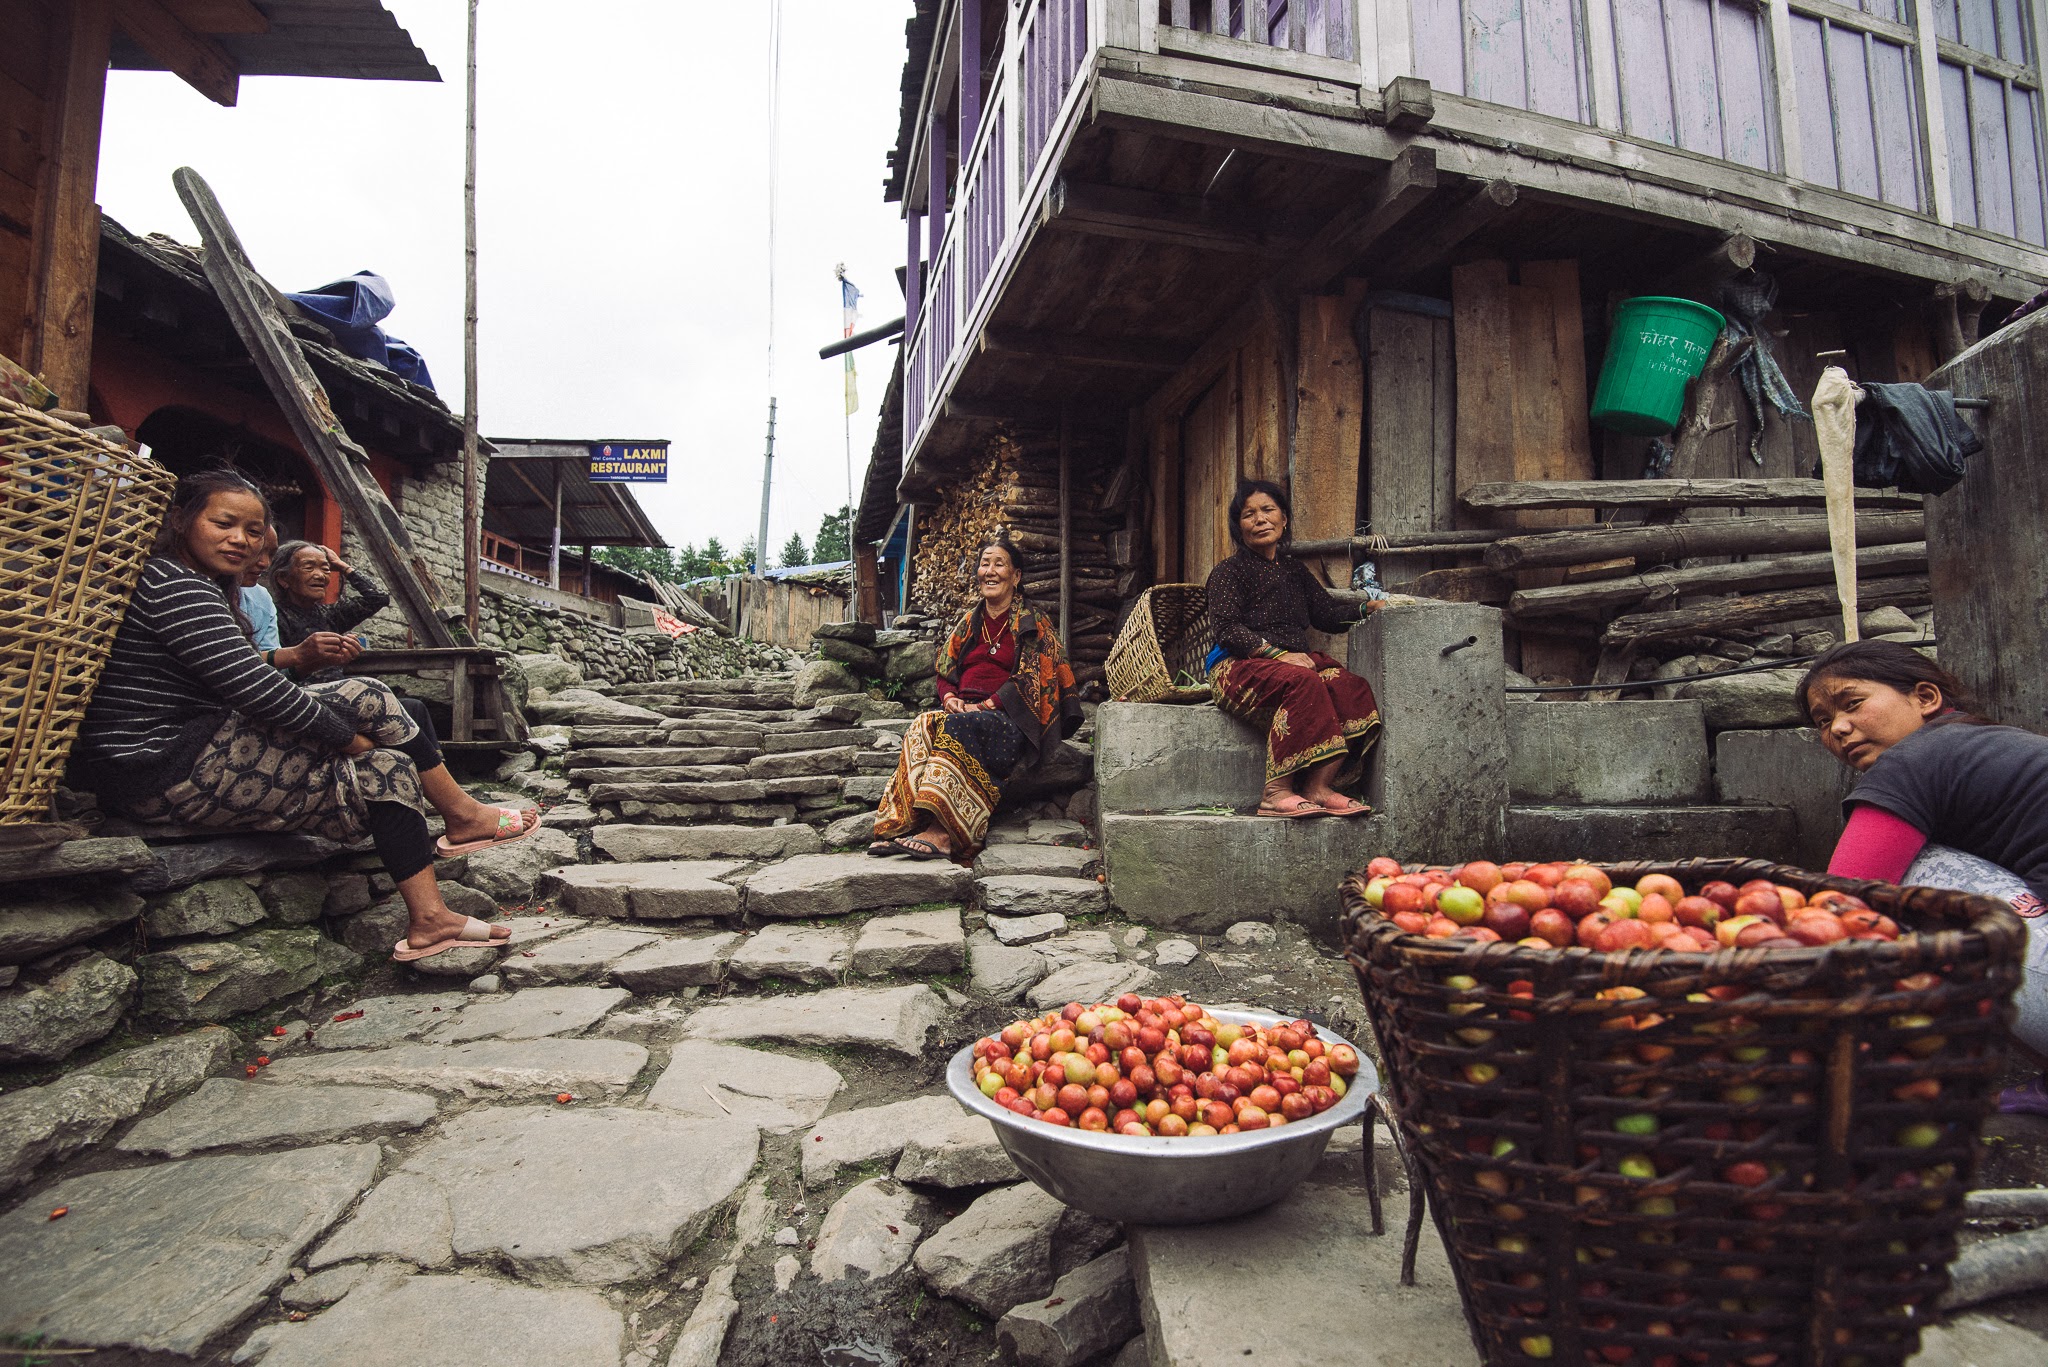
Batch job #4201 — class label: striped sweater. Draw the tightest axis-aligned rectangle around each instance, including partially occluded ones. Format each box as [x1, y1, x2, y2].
[75, 557, 356, 800]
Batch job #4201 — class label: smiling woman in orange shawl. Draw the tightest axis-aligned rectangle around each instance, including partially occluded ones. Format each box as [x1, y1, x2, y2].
[870, 537, 1083, 864]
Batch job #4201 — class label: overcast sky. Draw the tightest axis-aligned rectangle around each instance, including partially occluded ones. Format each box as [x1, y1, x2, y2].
[96, 0, 913, 562]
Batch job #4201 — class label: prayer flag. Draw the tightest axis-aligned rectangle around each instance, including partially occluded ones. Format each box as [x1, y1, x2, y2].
[840, 272, 861, 415]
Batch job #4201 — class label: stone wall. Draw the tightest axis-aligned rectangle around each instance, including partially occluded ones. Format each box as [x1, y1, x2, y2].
[340, 459, 468, 650]
[481, 586, 794, 684]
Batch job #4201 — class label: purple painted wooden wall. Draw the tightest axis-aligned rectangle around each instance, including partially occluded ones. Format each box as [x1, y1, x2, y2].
[1934, 0, 2047, 243]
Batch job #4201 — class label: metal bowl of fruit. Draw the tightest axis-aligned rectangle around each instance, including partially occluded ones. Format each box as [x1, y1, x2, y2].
[945, 1005, 1376, 1225]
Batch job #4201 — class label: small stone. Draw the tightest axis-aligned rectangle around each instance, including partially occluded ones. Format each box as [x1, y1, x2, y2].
[136, 927, 333, 1023]
[1026, 819, 1088, 846]
[239, 1273, 622, 1367]
[987, 912, 1067, 946]
[323, 875, 374, 917]
[540, 861, 745, 921]
[0, 890, 141, 965]
[1121, 927, 1147, 948]
[0, 1145, 380, 1353]
[611, 933, 740, 992]
[1674, 668, 1807, 730]
[457, 825, 577, 903]
[276, 1260, 394, 1311]
[501, 927, 663, 987]
[802, 1095, 965, 1184]
[996, 1247, 1139, 1367]
[646, 1040, 844, 1132]
[774, 1226, 801, 1247]
[257, 872, 329, 927]
[980, 875, 1109, 919]
[1026, 961, 1151, 1011]
[773, 1254, 802, 1292]
[261, 1037, 649, 1099]
[667, 1263, 739, 1367]
[894, 1106, 1021, 1188]
[1153, 939, 1199, 967]
[428, 985, 630, 1042]
[1036, 931, 1122, 969]
[912, 1182, 1119, 1318]
[0, 951, 136, 1063]
[823, 810, 879, 847]
[1793, 631, 1837, 655]
[118, 1077, 437, 1157]
[812, 1179, 923, 1282]
[682, 985, 949, 1057]
[850, 908, 965, 975]
[468, 973, 503, 992]
[728, 925, 852, 983]
[142, 877, 269, 938]
[1224, 921, 1277, 947]
[968, 932, 1047, 1001]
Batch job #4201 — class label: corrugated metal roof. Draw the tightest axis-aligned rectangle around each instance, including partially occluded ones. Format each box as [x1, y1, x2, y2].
[484, 441, 668, 549]
[110, 1, 440, 84]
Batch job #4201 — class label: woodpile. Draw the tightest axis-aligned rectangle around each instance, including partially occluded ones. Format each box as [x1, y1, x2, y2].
[910, 431, 1130, 682]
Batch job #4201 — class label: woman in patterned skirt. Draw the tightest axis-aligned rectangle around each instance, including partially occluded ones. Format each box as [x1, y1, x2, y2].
[1205, 479, 1384, 819]
[73, 471, 537, 961]
[868, 536, 1082, 864]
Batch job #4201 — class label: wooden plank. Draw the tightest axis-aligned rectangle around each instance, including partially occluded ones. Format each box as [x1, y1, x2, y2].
[1510, 542, 1929, 619]
[1292, 291, 1363, 586]
[1521, 259, 1593, 483]
[1364, 305, 1443, 545]
[24, 0, 109, 411]
[1463, 478, 1923, 510]
[1714, 1, 1775, 170]
[1275, 145, 1439, 294]
[163, 0, 269, 35]
[1041, 177, 1299, 254]
[1452, 260, 1515, 529]
[111, 0, 238, 106]
[174, 167, 462, 646]
[1369, 178, 1517, 281]
[980, 326, 1191, 371]
[1601, 574, 1932, 644]
[1413, 565, 1513, 602]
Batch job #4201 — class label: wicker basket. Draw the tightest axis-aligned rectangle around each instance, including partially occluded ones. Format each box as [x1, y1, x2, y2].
[1105, 583, 1213, 703]
[1343, 858, 2026, 1367]
[0, 399, 175, 824]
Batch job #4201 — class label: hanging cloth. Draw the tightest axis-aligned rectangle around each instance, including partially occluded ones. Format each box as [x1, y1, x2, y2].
[1718, 274, 1810, 465]
[1846, 383, 1981, 495]
[1811, 366, 1864, 643]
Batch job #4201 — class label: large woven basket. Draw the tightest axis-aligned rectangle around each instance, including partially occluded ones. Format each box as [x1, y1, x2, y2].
[1105, 583, 1212, 703]
[1343, 858, 2026, 1367]
[0, 399, 175, 824]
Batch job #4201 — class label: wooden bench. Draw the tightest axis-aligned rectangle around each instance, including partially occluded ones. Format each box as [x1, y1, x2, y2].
[347, 648, 528, 755]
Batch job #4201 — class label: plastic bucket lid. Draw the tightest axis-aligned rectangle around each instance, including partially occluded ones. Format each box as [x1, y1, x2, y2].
[1590, 296, 1728, 436]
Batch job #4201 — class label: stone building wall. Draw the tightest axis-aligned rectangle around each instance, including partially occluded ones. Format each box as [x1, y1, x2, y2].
[338, 458, 468, 649]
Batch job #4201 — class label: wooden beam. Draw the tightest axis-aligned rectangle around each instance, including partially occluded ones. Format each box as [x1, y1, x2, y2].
[1041, 179, 1299, 255]
[1510, 543, 1929, 619]
[26, 0, 113, 410]
[1462, 478, 1922, 512]
[980, 327, 1190, 372]
[1369, 178, 1518, 283]
[1932, 280, 1994, 361]
[1381, 76, 1434, 132]
[1660, 232, 1758, 298]
[1485, 510, 1925, 571]
[113, 0, 239, 106]
[1601, 575, 1932, 645]
[163, 0, 268, 34]
[943, 395, 1123, 428]
[1277, 146, 1439, 293]
[173, 167, 462, 646]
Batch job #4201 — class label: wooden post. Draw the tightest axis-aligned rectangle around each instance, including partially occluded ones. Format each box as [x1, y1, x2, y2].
[1058, 406, 1072, 640]
[27, 0, 113, 411]
[462, 0, 482, 636]
[581, 545, 592, 597]
[548, 461, 563, 589]
[173, 167, 461, 646]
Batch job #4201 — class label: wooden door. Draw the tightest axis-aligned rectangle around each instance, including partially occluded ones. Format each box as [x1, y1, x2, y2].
[1364, 300, 1455, 586]
[1180, 372, 1236, 583]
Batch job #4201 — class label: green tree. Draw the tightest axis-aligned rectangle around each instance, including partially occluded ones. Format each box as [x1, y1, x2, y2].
[702, 536, 728, 570]
[779, 532, 810, 568]
[814, 504, 851, 562]
[593, 545, 675, 580]
[738, 536, 758, 574]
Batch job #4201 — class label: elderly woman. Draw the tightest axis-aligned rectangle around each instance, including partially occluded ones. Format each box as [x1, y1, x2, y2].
[1206, 479, 1383, 818]
[74, 471, 537, 961]
[869, 536, 1082, 863]
[269, 540, 390, 683]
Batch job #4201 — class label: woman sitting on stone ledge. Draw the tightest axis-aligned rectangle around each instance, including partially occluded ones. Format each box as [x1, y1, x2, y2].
[1206, 478, 1384, 820]
[868, 535, 1082, 864]
[73, 470, 538, 961]
[268, 539, 390, 683]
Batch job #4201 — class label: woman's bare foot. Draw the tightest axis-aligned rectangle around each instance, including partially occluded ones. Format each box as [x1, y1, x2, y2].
[442, 803, 538, 846]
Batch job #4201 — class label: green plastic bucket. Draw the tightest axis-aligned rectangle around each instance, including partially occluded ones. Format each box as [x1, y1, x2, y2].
[1589, 296, 1728, 436]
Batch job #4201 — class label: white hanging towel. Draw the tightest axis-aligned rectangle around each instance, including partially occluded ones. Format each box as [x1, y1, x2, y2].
[1810, 366, 1864, 643]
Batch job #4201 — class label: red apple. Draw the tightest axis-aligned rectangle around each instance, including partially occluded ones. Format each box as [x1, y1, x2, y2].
[1503, 879, 1553, 913]
[1635, 873, 1685, 902]
[1366, 856, 1403, 880]
[1674, 896, 1722, 929]
[1381, 883, 1426, 918]
[1700, 880, 1739, 912]
[1457, 860, 1505, 895]
[1733, 888, 1785, 927]
[1563, 864, 1613, 898]
[1551, 879, 1602, 919]
[1529, 907, 1574, 948]
[1595, 918, 1656, 953]
[1787, 914, 1846, 946]
[1481, 902, 1532, 941]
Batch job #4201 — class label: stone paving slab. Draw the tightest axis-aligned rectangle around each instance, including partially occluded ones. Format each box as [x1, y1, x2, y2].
[404, 914, 589, 981]
[1129, 1181, 1476, 1366]
[997, 1246, 1139, 1367]
[240, 1272, 624, 1367]
[894, 1104, 1022, 1188]
[744, 853, 974, 919]
[117, 1077, 436, 1157]
[311, 993, 470, 1049]
[646, 1040, 844, 1133]
[1028, 961, 1153, 1011]
[501, 927, 664, 986]
[540, 861, 744, 920]
[587, 780, 767, 804]
[761, 728, 875, 752]
[988, 912, 1067, 946]
[801, 1094, 965, 1184]
[310, 1107, 757, 1284]
[973, 843, 1101, 879]
[0, 1144, 380, 1355]
[913, 1181, 1120, 1318]
[591, 823, 821, 863]
[681, 985, 949, 1057]
[812, 1178, 924, 1283]
[980, 874, 1110, 919]
[746, 746, 858, 779]
[261, 1038, 649, 1098]
[727, 925, 852, 983]
[611, 932, 740, 991]
[850, 907, 966, 975]
[968, 933, 1049, 1002]
[426, 985, 629, 1042]
[565, 747, 759, 769]
[1, 1029, 234, 1193]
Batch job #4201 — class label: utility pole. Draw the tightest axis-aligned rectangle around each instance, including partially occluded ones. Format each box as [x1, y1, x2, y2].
[755, 0, 783, 578]
[460, 0, 481, 636]
[755, 398, 777, 576]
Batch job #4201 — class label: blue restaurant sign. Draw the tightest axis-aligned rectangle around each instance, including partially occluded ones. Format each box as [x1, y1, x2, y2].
[588, 441, 669, 483]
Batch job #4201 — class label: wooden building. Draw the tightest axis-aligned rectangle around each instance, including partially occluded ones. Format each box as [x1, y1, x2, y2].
[866, 0, 2048, 679]
[480, 438, 670, 609]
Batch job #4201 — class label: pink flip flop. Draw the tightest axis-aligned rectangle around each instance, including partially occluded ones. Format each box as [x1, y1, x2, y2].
[435, 806, 537, 859]
[391, 916, 511, 962]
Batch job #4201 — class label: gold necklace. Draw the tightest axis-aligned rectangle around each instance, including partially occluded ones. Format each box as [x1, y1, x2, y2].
[980, 607, 1010, 651]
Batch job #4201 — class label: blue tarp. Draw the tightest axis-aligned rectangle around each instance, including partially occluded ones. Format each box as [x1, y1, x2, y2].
[286, 271, 436, 392]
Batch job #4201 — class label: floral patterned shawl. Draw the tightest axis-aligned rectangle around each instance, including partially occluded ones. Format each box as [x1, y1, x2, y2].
[935, 598, 1083, 770]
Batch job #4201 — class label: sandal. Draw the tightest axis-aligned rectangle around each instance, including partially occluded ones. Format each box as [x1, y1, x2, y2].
[391, 916, 511, 962]
[1314, 796, 1373, 818]
[867, 840, 906, 858]
[1255, 793, 1327, 820]
[892, 836, 949, 861]
[1998, 1075, 2048, 1116]
[435, 806, 537, 859]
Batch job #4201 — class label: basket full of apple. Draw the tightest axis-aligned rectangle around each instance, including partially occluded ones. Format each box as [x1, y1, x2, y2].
[1340, 856, 2028, 1367]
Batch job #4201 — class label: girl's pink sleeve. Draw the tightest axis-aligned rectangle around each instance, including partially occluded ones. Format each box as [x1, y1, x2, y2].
[1827, 804, 1929, 885]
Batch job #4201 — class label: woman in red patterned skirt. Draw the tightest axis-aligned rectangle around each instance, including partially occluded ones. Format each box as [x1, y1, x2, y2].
[1205, 479, 1385, 819]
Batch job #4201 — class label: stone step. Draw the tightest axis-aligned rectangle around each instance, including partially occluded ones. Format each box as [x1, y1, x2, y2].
[1099, 812, 1389, 938]
[1506, 803, 1798, 864]
[978, 874, 1109, 918]
[760, 727, 880, 753]
[570, 764, 747, 785]
[661, 725, 767, 746]
[744, 747, 858, 779]
[973, 843, 1101, 879]
[565, 726, 666, 748]
[539, 861, 746, 921]
[564, 747, 761, 769]
[680, 984, 950, 1056]
[742, 853, 974, 919]
[589, 823, 822, 863]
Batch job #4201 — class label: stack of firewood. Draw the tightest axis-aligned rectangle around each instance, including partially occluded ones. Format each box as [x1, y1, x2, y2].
[910, 433, 1127, 681]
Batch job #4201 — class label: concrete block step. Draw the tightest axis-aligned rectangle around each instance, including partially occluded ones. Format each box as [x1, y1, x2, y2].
[1505, 699, 1709, 805]
[1506, 803, 1800, 865]
[1100, 812, 1388, 939]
